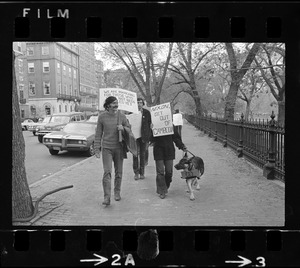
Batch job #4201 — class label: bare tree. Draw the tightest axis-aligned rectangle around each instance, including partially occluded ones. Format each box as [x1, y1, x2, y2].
[224, 43, 262, 120]
[168, 43, 218, 116]
[98, 43, 173, 106]
[238, 69, 265, 120]
[12, 52, 34, 219]
[254, 43, 285, 126]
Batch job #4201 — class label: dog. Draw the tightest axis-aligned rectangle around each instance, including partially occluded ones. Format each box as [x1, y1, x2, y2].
[174, 152, 205, 201]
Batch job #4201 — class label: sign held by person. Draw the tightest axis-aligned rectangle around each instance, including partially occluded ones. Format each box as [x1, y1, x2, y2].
[150, 102, 174, 137]
[99, 88, 138, 114]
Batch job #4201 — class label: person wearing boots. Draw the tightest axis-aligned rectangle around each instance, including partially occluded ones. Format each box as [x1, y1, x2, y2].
[126, 97, 152, 180]
[94, 96, 131, 206]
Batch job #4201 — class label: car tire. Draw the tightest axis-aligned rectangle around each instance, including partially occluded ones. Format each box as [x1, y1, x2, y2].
[49, 149, 59, 155]
[38, 135, 43, 143]
[86, 143, 95, 157]
[33, 131, 36, 136]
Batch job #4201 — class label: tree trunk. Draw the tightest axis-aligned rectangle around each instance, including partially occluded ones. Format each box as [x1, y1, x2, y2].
[277, 100, 285, 127]
[244, 100, 251, 120]
[224, 43, 261, 120]
[224, 82, 239, 120]
[12, 53, 34, 219]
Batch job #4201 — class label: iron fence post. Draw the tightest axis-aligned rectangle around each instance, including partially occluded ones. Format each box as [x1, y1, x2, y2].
[208, 115, 212, 137]
[223, 118, 227, 147]
[214, 116, 218, 141]
[263, 111, 276, 180]
[237, 113, 244, 157]
[203, 115, 207, 134]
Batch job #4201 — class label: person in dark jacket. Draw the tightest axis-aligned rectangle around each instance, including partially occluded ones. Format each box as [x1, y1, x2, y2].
[126, 98, 152, 180]
[150, 125, 187, 199]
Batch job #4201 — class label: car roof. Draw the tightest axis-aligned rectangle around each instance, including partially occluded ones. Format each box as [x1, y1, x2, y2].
[51, 112, 84, 116]
[67, 121, 96, 125]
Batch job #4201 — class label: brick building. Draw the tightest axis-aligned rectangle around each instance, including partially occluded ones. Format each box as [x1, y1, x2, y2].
[76, 42, 99, 111]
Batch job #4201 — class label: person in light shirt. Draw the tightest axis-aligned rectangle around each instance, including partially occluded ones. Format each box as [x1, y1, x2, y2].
[126, 98, 152, 180]
[173, 109, 183, 137]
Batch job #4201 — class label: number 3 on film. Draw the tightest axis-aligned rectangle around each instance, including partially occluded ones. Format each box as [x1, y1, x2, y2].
[256, 256, 266, 267]
[112, 254, 135, 266]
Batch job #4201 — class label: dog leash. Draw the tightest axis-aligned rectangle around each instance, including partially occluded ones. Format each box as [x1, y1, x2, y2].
[186, 149, 196, 157]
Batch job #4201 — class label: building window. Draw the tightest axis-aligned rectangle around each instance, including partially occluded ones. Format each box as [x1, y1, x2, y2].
[58, 83, 62, 94]
[19, 75, 23, 81]
[63, 65, 66, 76]
[42, 46, 49, 55]
[70, 105, 72, 112]
[26, 47, 34, 56]
[19, 84, 24, 99]
[73, 69, 76, 79]
[43, 82, 50, 95]
[59, 105, 61, 113]
[21, 109, 25, 118]
[64, 85, 67, 94]
[30, 105, 36, 116]
[28, 62, 34, 73]
[57, 62, 60, 73]
[65, 105, 67, 112]
[45, 106, 51, 115]
[74, 85, 77, 96]
[69, 85, 72, 95]
[56, 47, 60, 57]
[43, 62, 50, 73]
[29, 82, 36, 95]
[69, 67, 71, 77]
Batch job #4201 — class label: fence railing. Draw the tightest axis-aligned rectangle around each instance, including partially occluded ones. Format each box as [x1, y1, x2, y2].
[184, 112, 285, 182]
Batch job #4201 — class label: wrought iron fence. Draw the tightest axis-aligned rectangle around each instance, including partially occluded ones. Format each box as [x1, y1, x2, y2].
[184, 112, 285, 182]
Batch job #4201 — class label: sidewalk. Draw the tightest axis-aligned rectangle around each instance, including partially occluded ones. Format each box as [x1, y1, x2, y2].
[15, 120, 285, 226]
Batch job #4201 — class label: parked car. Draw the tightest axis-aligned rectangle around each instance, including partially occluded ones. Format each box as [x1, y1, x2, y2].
[28, 116, 51, 136]
[43, 121, 97, 156]
[21, 119, 37, 131]
[37, 112, 86, 143]
[86, 115, 98, 123]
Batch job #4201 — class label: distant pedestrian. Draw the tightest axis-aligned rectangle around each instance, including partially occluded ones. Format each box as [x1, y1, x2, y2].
[126, 98, 152, 180]
[173, 109, 183, 137]
[150, 125, 187, 199]
[94, 96, 131, 206]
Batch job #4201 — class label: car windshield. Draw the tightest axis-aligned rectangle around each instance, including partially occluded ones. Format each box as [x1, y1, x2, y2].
[50, 116, 70, 124]
[87, 116, 98, 122]
[63, 123, 96, 134]
[43, 117, 51, 123]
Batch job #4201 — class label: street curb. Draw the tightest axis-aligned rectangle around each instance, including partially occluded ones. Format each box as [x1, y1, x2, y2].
[29, 156, 95, 188]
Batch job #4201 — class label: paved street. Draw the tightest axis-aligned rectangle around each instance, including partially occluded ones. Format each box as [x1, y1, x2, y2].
[15, 120, 284, 226]
[23, 131, 88, 184]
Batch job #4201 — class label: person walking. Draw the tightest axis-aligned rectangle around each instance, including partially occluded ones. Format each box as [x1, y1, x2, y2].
[173, 109, 183, 137]
[126, 98, 152, 180]
[150, 125, 187, 199]
[94, 96, 131, 206]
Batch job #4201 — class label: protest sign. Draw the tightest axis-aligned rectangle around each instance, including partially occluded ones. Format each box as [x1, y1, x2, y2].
[150, 102, 174, 137]
[99, 88, 138, 114]
[126, 112, 142, 139]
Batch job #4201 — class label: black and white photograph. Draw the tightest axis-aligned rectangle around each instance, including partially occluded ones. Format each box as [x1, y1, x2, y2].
[12, 42, 285, 226]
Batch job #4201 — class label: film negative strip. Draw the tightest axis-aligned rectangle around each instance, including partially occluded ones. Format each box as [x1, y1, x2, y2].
[1, 1, 300, 267]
